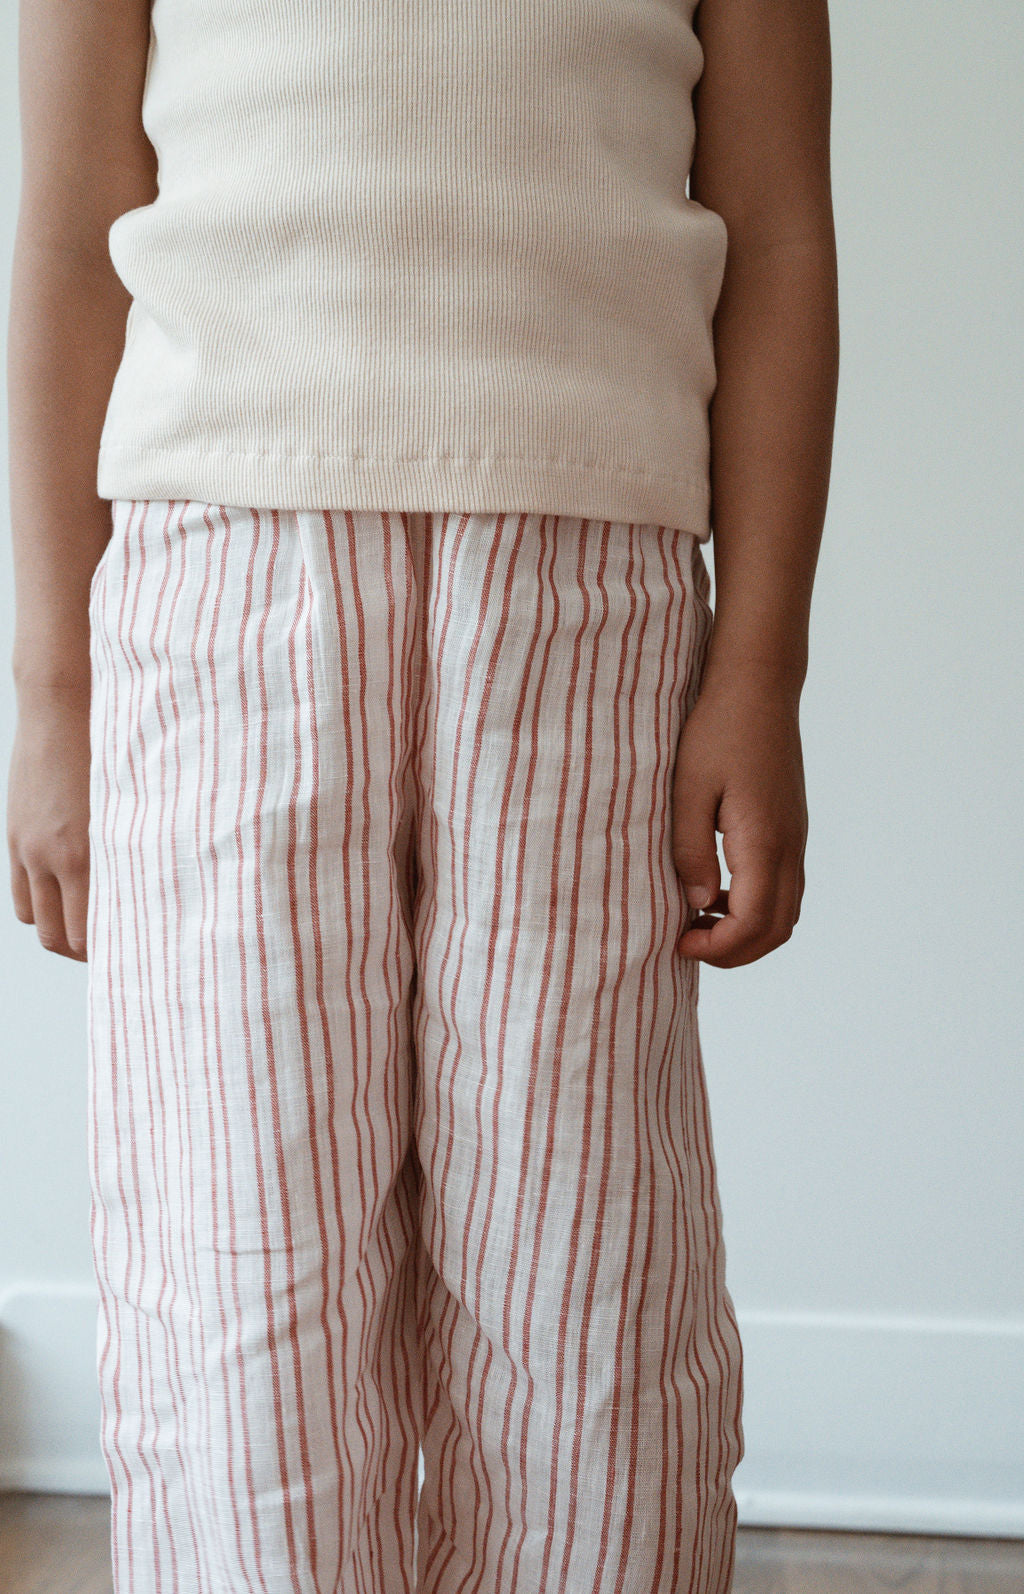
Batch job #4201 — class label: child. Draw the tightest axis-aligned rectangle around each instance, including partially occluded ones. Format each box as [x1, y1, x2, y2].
[7, 0, 838, 1589]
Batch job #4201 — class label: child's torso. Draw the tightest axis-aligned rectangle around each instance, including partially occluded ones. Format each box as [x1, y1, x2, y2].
[97, 0, 728, 541]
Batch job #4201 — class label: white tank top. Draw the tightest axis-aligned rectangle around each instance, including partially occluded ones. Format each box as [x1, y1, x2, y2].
[96, 0, 727, 540]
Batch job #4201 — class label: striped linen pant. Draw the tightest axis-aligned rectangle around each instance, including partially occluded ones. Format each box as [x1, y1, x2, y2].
[86, 498, 745, 1594]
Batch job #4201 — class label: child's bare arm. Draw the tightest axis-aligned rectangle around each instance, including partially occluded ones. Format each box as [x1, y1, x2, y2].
[674, 0, 839, 967]
[8, 0, 155, 692]
[7, 0, 155, 960]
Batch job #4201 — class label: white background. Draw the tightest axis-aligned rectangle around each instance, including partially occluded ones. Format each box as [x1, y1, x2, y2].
[1, 0, 1022, 1531]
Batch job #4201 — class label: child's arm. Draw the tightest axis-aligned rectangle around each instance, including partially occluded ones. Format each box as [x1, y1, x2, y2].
[674, 0, 839, 967]
[7, 0, 156, 960]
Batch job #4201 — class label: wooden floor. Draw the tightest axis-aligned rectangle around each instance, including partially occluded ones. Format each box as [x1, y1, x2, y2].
[1, 1493, 1022, 1593]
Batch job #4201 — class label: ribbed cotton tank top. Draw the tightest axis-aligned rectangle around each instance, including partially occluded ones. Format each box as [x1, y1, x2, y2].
[96, 0, 728, 541]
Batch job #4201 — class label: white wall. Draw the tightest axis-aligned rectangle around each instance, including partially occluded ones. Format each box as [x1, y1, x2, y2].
[700, 0, 1024, 1535]
[2, 0, 1022, 1532]
[0, 0, 103, 1491]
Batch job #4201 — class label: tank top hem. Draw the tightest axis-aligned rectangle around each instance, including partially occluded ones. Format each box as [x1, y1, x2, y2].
[96, 445, 713, 543]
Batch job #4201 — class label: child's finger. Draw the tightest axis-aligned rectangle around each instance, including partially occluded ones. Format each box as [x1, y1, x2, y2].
[671, 801, 722, 913]
[678, 842, 789, 965]
[28, 869, 78, 961]
[685, 889, 730, 925]
[60, 863, 91, 961]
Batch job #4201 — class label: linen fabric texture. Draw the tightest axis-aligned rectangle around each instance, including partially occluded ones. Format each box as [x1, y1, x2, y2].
[87, 499, 745, 1594]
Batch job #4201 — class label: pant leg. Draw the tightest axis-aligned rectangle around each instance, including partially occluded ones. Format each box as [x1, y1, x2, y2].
[409, 511, 745, 1594]
[86, 499, 426, 1594]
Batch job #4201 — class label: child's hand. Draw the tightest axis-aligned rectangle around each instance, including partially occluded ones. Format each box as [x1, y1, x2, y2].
[7, 682, 92, 963]
[671, 675, 807, 967]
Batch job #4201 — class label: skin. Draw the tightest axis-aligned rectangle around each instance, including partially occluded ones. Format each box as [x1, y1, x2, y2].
[675, 0, 839, 967]
[6, 0, 837, 969]
[7, 0, 156, 962]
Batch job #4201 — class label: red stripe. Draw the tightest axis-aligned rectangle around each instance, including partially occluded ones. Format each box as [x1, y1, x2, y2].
[249, 509, 315, 1588]
[278, 509, 329, 1575]
[532, 518, 615, 1594]
[485, 514, 562, 1594]
[559, 522, 649, 1590]
[646, 526, 698, 1591]
[656, 528, 711, 1594]
[201, 501, 273, 1593]
[124, 498, 200, 1589]
[165, 501, 230, 1585]
[499, 517, 603, 1594]
[344, 505, 402, 1539]
[147, 499, 207, 1579]
[294, 509, 362, 1556]
[325, 508, 383, 1529]
[89, 496, 134, 1591]
[418, 508, 482, 1590]
[375, 510, 424, 1569]
[433, 510, 532, 1593]
[112, 497, 171, 1586]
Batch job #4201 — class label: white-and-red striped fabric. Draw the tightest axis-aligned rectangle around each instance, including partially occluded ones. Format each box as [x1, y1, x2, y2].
[86, 499, 744, 1594]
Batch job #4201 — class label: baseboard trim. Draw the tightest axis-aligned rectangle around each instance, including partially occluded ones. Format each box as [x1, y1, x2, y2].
[735, 1489, 1024, 1539]
[2, 1284, 1021, 1537]
[730, 1307, 1024, 1539]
